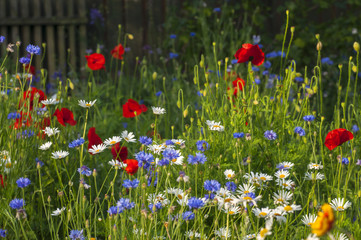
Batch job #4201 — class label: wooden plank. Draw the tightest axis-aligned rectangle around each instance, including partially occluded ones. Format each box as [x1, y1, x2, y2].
[0, 17, 88, 25]
[78, 0, 87, 75]
[10, 0, 19, 42]
[33, 0, 42, 70]
[67, 0, 76, 70]
[0, 1, 8, 47]
[20, 0, 30, 51]
[55, 1, 66, 77]
[44, 0, 55, 81]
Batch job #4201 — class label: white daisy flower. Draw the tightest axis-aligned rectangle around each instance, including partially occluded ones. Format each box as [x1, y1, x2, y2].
[176, 195, 189, 206]
[243, 172, 260, 185]
[147, 143, 166, 154]
[277, 161, 294, 170]
[272, 190, 293, 205]
[43, 127, 60, 137]
[304, 234, 320, 240]
[41, 98, 59, 105]
[252, 207, 272, 218]
[133, 228, 147, 235]
[104, 136, 122, 146]
[244, 234, 257, 240]
[51, 207, 66, 216]
[301, 214, 317, 226]
[0, 150, 14, 173]
[256, 218, 273, 240]
[276, 179, 296, 190]
[279, 204, 302, 213]
[151, 106, 166, 115]
[308, 163, 323, 170]
[177, 175, 189, 183]
[223, 205, 242, 215]
[275, 169, 290, 179]
[239, 193, 262, 208]
[224, 169, 235, 179]
[39, 141, 52, 150]
[305, 172, 325, 181]
[170, 154, 184, 165]
[121, 130, 136, 143]
[185, 231, 201, 238]
[334, 232, 349, 240]
[171, 139, 185, 146]
[51, 151, 69, 159]
[108, 159, 127, 168]
[237, 183, 256, 195]
[88, 144, 107, 154]
[330, 198, 352, 211]
[78, 99, 97, 108]
[214, 227, 231, 239]
[269, 208, 287, 223]
[206, 120, 225, 132]
[147, 193, 170, 205]
[258, 173, 273, 183]
[216, 187, 232, 198]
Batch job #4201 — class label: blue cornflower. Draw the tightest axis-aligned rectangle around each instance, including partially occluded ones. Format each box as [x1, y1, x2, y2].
[122, 179, 140, 189]
[169, 52, 179, 59]
[9, 198, 25, 209]
[157, 158, 170, 166]
[254, 78, 261, 85]
[204, 180, 221, 192]
[352, 125, 359, 132]
[156, 91, 162, 97]
[69, 229, 85, 240]
[26, 44, 41, 55]
[187, 152, 207, 165]
[231, 59, 238, 64]
[19, 57, 31, 64]
[342, 157, 349, 165]
[107, 206, 120, 216]
[190, 32, 196, 37]
[277, 51, 285, 58]
[226, 181, 237, 192]
[182, 211, 195, 221]
[233, 132, 244, 138]
[122, 122, 128, 128]
[266, 51, 278, 58]
[170, 34, 177, 39]
[0, 229, 7, 238]
[294, 126, 306, 136]
[165, 139, 174, 146]
[139, 136, 152, 146]
[77, 165, 92, 177]
[196, 140, 210, 151]
[262, 70, 269, 75]
[303, 115, 315, 122]
[253, 35, 261, 45]
[204, 193, 215, 200]
[263, 60, 271, 69]
[135, 151, 154, 170]
[294, 77, 304, 82]
[7, 112, 21, 120]
[0, 36, 5, 43]
[89, 8, 104, 25]
[252, 66, 259, 72]
[147, 171, 158, 187]
[188, 197, 205, 209]
[264, 130, 277, 140]
[213, 7, 221, 12]
[69, 138, 85, 148]
[35, 157, 44, 167]
[163, 148, 181, 161]
[149, 202, 163, 212]
[16, 177, 31, 188]
[21, 130, 34, 138]
[117, 198, 135, 210]
[321, 57, 333, 65]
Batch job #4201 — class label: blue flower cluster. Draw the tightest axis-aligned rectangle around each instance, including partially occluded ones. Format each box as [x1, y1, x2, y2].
[303, 115, 315, 122]
[16, 177, 31, 188]
[77, 165, 92, 177]
[204, 180, 221, 192]
[226, 181, 237, 192]
[233, 132, 244, 138]
[69, 229, 85, 240]
[188, 197, 205, 209]
[108, 198, 135, 216]
[294, 126, 306, 136]
[187, 152, 207, 165]
[26, 44, 41, 55]
[9, 198, 25, 209]
[182, 211, 195, 221]
[264, 130, 277, 140]
[7, 112, 21, 119]
[69, 138, 85, 148]
[135, 151, 154, 170]
[139, 136, 152, 146]
[196, 140, 209, 151]
[122, 179, 139, 189]
[0, 229, 7, 238]
[19, 57, 31, 64]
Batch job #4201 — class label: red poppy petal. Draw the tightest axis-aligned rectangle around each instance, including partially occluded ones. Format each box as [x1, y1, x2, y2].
[111, 143, 128, 162]
[324, 128, 353, 151]
[88, 127, 103, 153]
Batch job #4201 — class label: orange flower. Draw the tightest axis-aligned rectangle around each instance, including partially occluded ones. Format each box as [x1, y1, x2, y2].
[311, 203, 335, 236]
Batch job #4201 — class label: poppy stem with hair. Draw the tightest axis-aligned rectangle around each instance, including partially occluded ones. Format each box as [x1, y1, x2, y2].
[279, 10, 289, 78]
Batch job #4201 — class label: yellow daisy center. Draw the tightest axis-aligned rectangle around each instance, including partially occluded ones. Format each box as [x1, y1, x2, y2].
[86, 103, 91, 107]
[5, 162, 12, 168]
[277, 198, 284, 203]
[243, 196, 252, 201]
[283, 183, 289, 187]
[110, 141, 116, 144]
[260, 177, 266, 181]
[172, 158, 177, 162]
[177, 194, 183, 199]
[227, 174, 233, 178]
[260, 228, 268, 237]
[279, 174, 286, 178]
[225, 198, 232, 203]
[244, 190, 250, 194]
[284, 205, 293, 211]
[337, 206, 344, 210]
[124, 138, 128, 141]
[95, 149, 100, 152]
[259, 212, 267, 217]
[228, 211, 235, 215]
[213, 125, 220, 128]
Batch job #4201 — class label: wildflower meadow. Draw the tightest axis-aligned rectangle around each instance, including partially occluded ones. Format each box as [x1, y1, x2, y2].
[0, 4, 361, 240]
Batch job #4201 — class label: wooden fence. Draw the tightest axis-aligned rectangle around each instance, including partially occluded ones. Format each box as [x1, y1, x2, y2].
[0, 0, 88, 80]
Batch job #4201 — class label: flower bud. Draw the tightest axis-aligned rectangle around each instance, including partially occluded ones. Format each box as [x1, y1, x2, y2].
[316, 42, 322, 51]
[354, 42, 360, 52]
[152, 72, 157, 80]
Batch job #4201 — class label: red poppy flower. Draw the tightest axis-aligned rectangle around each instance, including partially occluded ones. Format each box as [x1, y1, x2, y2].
[85, 53, 105, 70]
[123, 159, 139, 175]
[111, 143, 128, 162]
[111, 44, 125, 60]
[14, 112, 32, 129]
[234, 44, 265, 66]
[20, 87, 47, 110]
[122, 99, 148, 118]
[324, 128, 354, 151]
[88, 127, 103, 154]
[53, 108, 77, 126]
[0, 174, 5, 188]
[232, 77, 246, 96]
[25, 64, 36, 76]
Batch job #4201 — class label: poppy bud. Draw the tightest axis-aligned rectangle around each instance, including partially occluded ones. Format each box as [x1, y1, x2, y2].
[176, 100, 181, 109]
[354, 42, 360, 52]
[316, 42, 322, 51]
[338, 64, 343, 70]
[286, 9, 289, 15]
[212, 42, 216, 47]
[128, 34, 134, 40]
[152, 72, 157, 80]
[353, 65, 358, 73]
[290, 26, 295, 33]
[315, 34, 320, 40]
